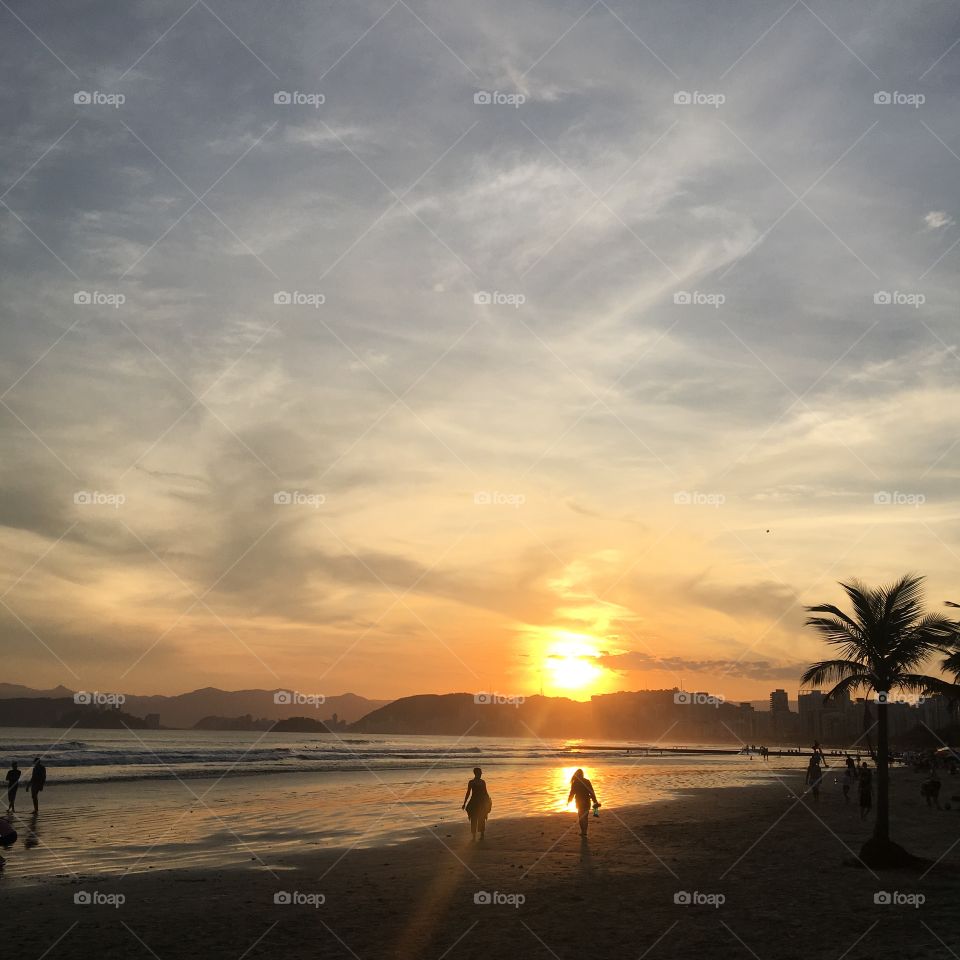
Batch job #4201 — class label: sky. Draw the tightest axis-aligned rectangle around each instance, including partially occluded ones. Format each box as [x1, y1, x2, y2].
[1, 0, 960, 703]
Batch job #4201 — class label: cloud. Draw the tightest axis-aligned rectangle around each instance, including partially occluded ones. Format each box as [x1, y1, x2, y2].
[923, 211, 954, 231]
[599, 651, 808, 683]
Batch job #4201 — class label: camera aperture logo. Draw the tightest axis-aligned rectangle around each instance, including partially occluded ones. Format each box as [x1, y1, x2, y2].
[74, 691, 126, 707]
[273, 490, 326, 508]
[874, 891, 924, 908]
[474, 890, 525, 908]
[473, 90, 525, 108]
[273, 890, 325, 907]
[674, 890, 725, 908]
[674, 691, 725, 707]
[274, 690, 326, 709]
[273, 91, 325, 108]
[74, 891, 125, 908]
[474, 692, 526, 707]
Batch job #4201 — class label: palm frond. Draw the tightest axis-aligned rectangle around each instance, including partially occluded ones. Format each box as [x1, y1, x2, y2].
[895, 674, 960, 700]
[800, 659, 866, 688]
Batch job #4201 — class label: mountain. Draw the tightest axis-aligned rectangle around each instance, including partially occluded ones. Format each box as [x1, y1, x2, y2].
[350, 693, 593, 738]
[349, 689, 765, 742]
[0, 698, 149, 728]
[0, 685, 390, 729]
[0, 683, 75, 700]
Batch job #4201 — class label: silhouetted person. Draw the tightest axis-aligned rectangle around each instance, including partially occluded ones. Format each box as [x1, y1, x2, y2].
[5, 761, 20, 813]
[858, 761, 872, 820]
[567, 768, 600, 837]
[842, 755, 856, 803]
[27, 757, 46, 813]
[922, 769, 942, 809]
[812, 741, 828, 766]
[461, 767, 491, 841]
[805, 753, 823, 801]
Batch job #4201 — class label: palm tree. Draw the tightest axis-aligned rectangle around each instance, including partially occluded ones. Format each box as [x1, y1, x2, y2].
[802, 574, 959, 867]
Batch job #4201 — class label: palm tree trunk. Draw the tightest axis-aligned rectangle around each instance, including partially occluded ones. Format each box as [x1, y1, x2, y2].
[874, 701, 889, 843]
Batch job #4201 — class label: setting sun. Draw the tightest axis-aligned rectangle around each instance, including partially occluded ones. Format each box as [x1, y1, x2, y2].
[543, 633, 605, 693]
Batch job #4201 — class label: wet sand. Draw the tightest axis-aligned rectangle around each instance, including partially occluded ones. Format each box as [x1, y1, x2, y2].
[3, 766, 960, 959]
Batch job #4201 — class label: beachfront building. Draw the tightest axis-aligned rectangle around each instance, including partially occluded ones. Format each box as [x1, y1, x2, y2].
[767, 689, 800, 743]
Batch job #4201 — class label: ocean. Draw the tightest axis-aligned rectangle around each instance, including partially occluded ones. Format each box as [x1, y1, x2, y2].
[0, 729, 805, 882]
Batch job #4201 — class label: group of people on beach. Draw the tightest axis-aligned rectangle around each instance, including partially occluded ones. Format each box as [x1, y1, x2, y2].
[5, 758, 46, 815]
[804, 743, 873, 818]
[462, 766, 601, 841]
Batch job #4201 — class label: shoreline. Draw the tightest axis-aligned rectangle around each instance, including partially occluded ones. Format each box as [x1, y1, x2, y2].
[3, 767, 960, 958]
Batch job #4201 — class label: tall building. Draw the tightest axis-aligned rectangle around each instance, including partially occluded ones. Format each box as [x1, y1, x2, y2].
[769, 689, 789, 713]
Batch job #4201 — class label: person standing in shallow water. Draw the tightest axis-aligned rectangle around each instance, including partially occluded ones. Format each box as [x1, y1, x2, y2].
[567, 768, 600, 837]
[461, 767, 492, 842]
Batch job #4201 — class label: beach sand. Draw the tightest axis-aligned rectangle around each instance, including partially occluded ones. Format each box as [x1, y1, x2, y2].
[3, 767, 959, 959]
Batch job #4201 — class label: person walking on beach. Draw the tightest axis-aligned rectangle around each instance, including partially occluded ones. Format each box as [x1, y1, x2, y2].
[5, 762, 20, 813]
[461, 767, 492, 842]
[842, 755, 856, 804]
[567, 768, 600, 837]
[858, 761, 873, 820]
[812, 741, 828, 767]
[805, 753, 824, 801]
[26, 758, 46, 814]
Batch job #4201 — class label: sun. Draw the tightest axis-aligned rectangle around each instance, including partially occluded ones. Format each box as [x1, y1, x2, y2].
[543, 632, 604, 693]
